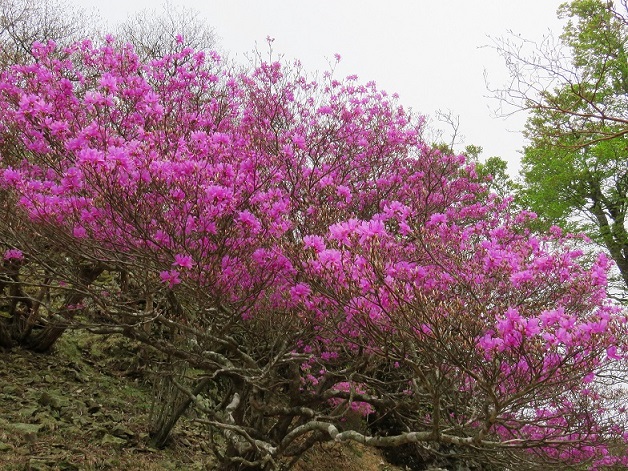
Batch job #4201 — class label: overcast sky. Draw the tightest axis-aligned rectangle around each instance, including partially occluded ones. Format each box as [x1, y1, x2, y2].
[78, 0, 566, 174]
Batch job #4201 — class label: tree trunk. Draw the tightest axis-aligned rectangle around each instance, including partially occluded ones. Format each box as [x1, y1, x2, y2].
[149, 359, 191, 448]
[0, 321, 13, 348]
[1, 263, 104, 352]
[26, 322, 69, 353]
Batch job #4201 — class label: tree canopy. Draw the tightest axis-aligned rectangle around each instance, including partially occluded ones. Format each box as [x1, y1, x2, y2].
[495, 0, 628, 293]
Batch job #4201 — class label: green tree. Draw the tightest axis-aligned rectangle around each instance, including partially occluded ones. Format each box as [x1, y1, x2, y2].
[463, 145, 520, 200]
[495, 0, 628, 292]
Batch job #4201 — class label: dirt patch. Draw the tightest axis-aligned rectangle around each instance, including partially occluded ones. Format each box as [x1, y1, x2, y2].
[295, 441, 401, 471]
[0, 331, 403, 470]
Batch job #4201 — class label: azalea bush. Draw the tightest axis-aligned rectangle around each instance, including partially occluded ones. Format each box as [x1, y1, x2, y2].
[1, 38, 627, 470]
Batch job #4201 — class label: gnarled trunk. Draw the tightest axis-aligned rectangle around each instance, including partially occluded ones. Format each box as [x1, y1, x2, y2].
[0, 263, 104, 352]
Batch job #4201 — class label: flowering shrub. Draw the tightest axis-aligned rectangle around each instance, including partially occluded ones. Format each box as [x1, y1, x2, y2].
[0, 38, 627, 469]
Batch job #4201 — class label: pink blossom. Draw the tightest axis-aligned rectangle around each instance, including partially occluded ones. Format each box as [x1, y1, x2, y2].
[329, 382, 374, 416]
[292, 134, 306, 149]
[329, 222, 354, 245]
[428, 213, 447, 225]
[524, 318, 541, 336]
[237, 210, 261, 232]
[478, 333, 504, 353]
[317, 249, 342, 268]
[607, 346, 621, 360]
[2, 167, 22, 186]
[173, 254, 194, 269]
[317, 105, 334, 115]
[303, 235, 326, 252]
[73, 226, 87, 238]
[356, 219, 386, 241]
[159, 270, 181, 288]
[3, 249, 24, 260]
[510, 270, 534, 286]
[100, 73, 118, 93]
[289, 283, 311, 302]
[336, 185, 352, 204]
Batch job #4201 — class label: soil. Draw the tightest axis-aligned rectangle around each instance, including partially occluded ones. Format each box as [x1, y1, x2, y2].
[0, 331, 404, 471]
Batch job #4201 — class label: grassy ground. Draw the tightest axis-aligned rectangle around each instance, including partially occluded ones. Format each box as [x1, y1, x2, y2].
[0, 331, 402, 471]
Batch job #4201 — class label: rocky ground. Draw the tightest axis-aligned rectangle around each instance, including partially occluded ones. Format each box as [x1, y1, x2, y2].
[0, 331, 402, 470]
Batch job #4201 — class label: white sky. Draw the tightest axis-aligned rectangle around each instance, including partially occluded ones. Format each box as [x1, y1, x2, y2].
[77, 0, 566, 175]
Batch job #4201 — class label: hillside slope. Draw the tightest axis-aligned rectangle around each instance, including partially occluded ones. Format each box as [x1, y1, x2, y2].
[0, 332, 404, 471]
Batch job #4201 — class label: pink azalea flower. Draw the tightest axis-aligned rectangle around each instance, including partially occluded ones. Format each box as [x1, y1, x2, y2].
[3, 249, 24, 261]
[173, 254, 194, 269]
[160, 270, 181, 288]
